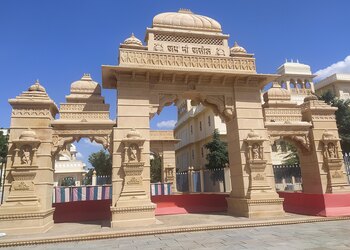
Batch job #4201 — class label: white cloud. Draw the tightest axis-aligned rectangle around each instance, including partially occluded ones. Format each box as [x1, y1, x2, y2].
[156, 120, 177, 129]
[314, 55, 350, 82]
[76, 152, 83, 159]
[82, 138, 102, 148]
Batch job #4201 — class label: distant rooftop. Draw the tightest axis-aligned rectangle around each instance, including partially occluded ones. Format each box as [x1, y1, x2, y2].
[277, 61, 312, 75]
[315, 73, 350, 90]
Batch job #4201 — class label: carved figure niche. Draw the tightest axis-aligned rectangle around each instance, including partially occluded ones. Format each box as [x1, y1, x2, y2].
[20, 145, 32, 165]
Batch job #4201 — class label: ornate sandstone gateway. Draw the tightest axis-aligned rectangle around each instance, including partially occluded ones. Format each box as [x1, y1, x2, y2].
[0, 9, 349, 234]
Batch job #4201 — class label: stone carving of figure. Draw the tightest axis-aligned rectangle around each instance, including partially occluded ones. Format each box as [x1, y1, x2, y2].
[128, 144, 138, 162]
[21, 145, 31, 165]
[328, 143, 336, 158]
[252, 144, 260, 160]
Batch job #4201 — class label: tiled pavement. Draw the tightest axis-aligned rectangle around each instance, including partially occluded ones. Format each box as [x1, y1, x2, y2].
[5, 220, 350, 250]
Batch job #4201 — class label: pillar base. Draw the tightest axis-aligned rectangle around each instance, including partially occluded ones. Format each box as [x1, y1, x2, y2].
[226, 197, 285, 218]
[110, 201, 156, 228]
[0, 208, 54, 235]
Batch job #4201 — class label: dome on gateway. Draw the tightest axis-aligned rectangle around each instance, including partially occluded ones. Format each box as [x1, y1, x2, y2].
[70, 73, 101, 95]
[153, 9, 222, 32]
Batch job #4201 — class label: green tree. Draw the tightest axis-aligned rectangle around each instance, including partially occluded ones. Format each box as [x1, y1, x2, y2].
[88, 150, 112, 176]
[150, 154, 162, 183]
[282, 142, 300, 165]
[205, 129, 229, 170]
[318, 91, 350, 152]
[0, 130, 9, 187]
[0, 130, 8, 164]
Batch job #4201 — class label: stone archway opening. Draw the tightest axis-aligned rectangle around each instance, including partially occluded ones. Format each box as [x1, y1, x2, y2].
[271, 138, 303, 192]
[52, 136, 113, 223]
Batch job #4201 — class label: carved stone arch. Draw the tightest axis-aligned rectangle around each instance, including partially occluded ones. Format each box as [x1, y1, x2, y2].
[51, 132, 112, 156]
[269, 135, 310, 155]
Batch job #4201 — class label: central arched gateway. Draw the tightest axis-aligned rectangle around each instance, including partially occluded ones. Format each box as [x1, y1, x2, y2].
[0, 9, 349, 234]
[102, 9, 286, 225]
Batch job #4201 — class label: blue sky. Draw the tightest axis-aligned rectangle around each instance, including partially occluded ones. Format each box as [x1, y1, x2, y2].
[1, 0, 350, 165]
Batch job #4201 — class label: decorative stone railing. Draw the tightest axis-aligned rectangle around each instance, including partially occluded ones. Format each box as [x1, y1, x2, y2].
[119, 49, 256, 73]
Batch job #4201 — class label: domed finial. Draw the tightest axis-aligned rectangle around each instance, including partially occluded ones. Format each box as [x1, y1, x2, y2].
[28, 80, 46, 92]
[81, 73, 92, 81]
[230, 42, 247, 55]
[178, 8, 193, 14]
[304, 93, 318, 102]
[123, 33, 142, 46]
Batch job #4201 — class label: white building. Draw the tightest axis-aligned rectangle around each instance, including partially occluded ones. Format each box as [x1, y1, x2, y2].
[54, 144, 87, 186]
[175, 100, 226, 172]
[315, 73, 350, 100]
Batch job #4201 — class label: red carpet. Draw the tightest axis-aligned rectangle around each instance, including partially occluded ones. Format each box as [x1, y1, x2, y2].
[279, 192, 350, 217]
[152, 193, 229, 215]
[53, 193, 229, 222]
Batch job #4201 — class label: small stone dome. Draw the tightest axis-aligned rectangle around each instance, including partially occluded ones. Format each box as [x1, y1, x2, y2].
[263, 82, 291, 103]
[70, 74, 101, 95]
[123, 33, 142, 46]
[28, 80, 46, 92]
[304, 94, 318, 102]
[247, 129, 260, 139]
[126, 128, 141, 139]
[153, 9, 222, 32]
[322, 130, 335, 140]
[230, 42, 247, 55]
[19, 129, 37, 140]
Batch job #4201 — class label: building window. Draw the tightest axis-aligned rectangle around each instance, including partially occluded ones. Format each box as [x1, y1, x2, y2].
[192, 149, 194, 160]
[199, 121, 202, 131]
[208, 116, 211, 127]
[190, 125, 193, 134]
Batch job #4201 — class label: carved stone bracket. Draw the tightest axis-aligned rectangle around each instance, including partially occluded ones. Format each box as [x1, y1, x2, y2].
[201, 95, 235, 122]
[150, 93, 178, 119]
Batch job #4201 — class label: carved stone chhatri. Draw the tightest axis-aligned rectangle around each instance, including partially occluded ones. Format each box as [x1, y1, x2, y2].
[2, 129, 41, 212]
[111, 129, 156, 227]
[244, 130, 272, 199]
[321, 130, 350, 193]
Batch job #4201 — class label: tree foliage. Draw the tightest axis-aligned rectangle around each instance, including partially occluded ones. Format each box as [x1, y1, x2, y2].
[282, 142, 300, 165]
[205, 129, 229, 170]
[150, 154, 162, 183]
[0, 130, 8, 164]
[88, 150, 112, 176]
[318, 91, 350, 152]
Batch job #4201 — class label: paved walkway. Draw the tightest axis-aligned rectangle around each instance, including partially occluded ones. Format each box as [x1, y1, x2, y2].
[4, 219, 350, 249]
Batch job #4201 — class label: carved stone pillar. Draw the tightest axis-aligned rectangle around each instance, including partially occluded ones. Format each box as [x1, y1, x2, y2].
[111, 127, 156, 227]
[0, 81, 58, 234]
[300, 94, 350, 193]
[321, 130, 350, 193]
[244, 130, 274, 199]
[226, 83, 284, 218]
[1, 130, 41, 211]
